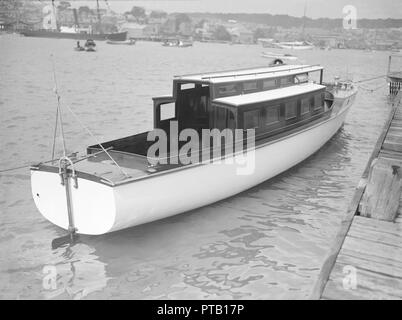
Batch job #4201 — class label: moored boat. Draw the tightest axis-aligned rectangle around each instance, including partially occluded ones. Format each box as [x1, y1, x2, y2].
[162, 39, 193, 47]
[106, 39, 136, 45]
[31, 64, 357, 236]
[274, 41, 315, 50]
[261, 51, 298, 61]
[20, 29, 128, 41]
[84, 39, 96, 52]
[19, 1, 127, 41]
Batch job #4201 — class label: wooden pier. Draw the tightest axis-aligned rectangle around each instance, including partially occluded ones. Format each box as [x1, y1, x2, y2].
[311, 92, 402, 300]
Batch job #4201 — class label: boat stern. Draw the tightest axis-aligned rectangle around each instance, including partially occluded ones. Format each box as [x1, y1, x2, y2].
[31, 165, 117, 235]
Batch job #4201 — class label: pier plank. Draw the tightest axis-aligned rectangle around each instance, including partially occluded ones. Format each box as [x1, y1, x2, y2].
[348, 223, 402, 247]
[343, 232, 402, 263]
[340, 248, 402, 277]
[352, 215, 402, 235]
[383, 141, 402, 153]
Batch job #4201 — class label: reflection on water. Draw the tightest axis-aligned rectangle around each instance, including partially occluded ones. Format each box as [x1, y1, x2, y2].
[41, 244, 110, 300]
[0, 34, 392, 299]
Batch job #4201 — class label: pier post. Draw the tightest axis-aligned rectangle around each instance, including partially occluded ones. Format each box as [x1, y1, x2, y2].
[360, 158, 402, 221]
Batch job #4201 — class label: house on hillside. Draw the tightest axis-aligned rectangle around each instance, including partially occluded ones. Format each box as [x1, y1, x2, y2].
[226, 23, 254, 44]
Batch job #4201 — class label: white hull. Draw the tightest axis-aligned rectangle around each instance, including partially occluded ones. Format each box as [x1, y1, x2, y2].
[261, 52, 298, 61]
[275, 43, 314, 50]
[31, 96, 355, 235]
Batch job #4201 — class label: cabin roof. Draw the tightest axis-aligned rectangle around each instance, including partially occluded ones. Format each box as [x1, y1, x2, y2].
[174, 64, 323, 84]
[213, 82, 325, 107]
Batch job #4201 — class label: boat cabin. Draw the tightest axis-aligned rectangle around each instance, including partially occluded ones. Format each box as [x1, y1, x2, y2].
[89, 64, 333, 161]
[153, 64, 327, 137]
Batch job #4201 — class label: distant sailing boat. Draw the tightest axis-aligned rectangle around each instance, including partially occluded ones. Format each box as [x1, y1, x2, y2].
[20, 0, 127, 41]
[275, 1, 315, 50]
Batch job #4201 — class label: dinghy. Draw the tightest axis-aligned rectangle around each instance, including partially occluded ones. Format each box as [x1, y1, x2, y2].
[84, 39, 96, 52]
[31, 64, 357, 236]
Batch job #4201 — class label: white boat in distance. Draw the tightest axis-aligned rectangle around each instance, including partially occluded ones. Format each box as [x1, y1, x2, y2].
[261, 51, 298, 61]
[275, 41, 315, 50]
[31, 64, 357, 235]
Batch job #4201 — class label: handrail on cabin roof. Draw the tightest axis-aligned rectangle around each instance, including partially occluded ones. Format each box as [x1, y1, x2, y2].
[174, 64, 323, 81]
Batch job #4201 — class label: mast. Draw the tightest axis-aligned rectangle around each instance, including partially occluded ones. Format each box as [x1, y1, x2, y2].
[302, 0, 307, 38]
[73, 8, 80, 28]
[51, 0, 58, 31]
[96, 0, 102, 33]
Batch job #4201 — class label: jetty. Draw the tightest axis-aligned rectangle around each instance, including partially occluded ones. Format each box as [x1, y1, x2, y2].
[311, 90, 402, 300]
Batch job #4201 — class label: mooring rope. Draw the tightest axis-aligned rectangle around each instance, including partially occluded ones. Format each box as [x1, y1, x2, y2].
[354, 74, 387, 84]
[0, 158, 57, 173]
[358, 83, 388, 92]
[0, 164, 34, 173]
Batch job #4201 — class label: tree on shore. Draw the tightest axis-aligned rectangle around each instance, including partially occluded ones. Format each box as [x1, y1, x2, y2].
[213, 25, 231, 41]
[57, 1, 71, 11]
[130, 6, 146, 23]
[149, 10, 167, 20]
[174, 13, 191, 30]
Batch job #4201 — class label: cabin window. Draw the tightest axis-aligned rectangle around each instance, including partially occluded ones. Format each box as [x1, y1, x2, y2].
[180, 83, 195, 90]
[265, 105, 280, 125]
[160, 102, 176, 121]
[285, 101, 297, 120]
[243, 81, 258, 92]
[314, 93, 323, 110]
[243, 110, 260, 129]
[217, 83, 239, 97]
[281, 76, 294, 86]
[295, 73, 309, 84]
[262, 79, 277, 90]
[301, 98, 310, 115]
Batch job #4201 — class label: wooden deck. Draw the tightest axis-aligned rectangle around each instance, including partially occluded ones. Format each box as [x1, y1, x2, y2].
[311, 93, 402, 300]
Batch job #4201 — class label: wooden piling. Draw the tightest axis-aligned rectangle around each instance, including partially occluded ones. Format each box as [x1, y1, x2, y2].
[360, 158, 402, 221]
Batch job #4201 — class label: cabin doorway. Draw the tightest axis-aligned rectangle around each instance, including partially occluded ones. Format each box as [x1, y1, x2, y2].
[177, 84, 210, 133]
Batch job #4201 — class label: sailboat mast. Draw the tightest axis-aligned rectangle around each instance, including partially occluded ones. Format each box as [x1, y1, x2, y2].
[52, 0, 59, 31]
[302, 0, 307, 37]
[96, 0, 102, 32]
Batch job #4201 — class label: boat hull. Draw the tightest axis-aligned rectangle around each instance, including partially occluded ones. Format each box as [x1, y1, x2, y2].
[20, 30, 127, 41]
[31, 94, 355, 235]
[106, 40, 136, 45]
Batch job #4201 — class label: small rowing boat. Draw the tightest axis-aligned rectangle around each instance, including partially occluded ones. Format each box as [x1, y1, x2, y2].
[31, 64, 357, 236]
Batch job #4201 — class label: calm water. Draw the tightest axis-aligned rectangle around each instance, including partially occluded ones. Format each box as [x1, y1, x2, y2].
[0, 34, 392, 299]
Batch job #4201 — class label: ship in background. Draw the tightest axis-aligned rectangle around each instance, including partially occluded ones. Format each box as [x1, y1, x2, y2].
[19, 0, 127, 41]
